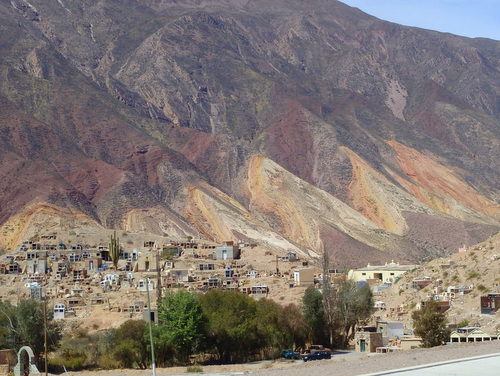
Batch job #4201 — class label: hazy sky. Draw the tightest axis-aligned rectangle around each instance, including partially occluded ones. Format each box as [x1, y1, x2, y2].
[340, 0, 500, 40]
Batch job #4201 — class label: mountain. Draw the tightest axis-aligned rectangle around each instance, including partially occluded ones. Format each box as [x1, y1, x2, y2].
[0, 0, 498, 266]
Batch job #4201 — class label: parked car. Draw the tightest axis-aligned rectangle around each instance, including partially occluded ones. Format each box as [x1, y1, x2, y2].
[307, 344, 332, 353]
[302, 351, 332, 362]
[281, 349, 301, 359]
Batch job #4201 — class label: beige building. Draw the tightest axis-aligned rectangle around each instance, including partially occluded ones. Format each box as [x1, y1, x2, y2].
[450, 328, 498, 343]
[354, 331, 383, 353]
[348, 261, 416, 284]
[293, 268, 315, 286]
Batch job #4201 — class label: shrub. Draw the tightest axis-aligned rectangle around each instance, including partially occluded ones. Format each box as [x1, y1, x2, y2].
[457, 319, 470, 328]
[186, 365, 203, 373]
[467, 271, 480, 280]
[477, 284, 488, 293]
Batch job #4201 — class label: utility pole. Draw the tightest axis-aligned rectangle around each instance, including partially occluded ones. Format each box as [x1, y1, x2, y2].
[145, 277, 156, 376]
[43, 299, 48, 376]
[156, 248, 162, 304]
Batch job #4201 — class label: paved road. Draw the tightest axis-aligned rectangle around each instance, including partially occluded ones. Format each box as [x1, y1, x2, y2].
[362, 354, 500, 376]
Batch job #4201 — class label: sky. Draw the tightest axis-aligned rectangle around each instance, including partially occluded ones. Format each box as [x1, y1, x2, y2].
[340, 0, 500, 40]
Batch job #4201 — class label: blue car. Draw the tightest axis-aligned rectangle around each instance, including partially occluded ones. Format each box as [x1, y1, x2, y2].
[302, 351, 332, 362]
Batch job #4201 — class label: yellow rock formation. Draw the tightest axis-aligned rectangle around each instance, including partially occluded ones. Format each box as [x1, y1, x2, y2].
[387, 140, 499, 219]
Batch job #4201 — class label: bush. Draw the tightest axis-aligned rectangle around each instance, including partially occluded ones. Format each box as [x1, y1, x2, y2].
[477, 284, 488, 293]
[186, 365, 203, 373]
[457, 319, 470, 328]
[467, 271, 480, 280]
[51, 349, 87, 371]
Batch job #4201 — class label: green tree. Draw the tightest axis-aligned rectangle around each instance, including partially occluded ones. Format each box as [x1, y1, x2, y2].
[113, 320, 149, 368]
[200, 290, 259, 363]
[412, 300, 451, 347]
[148, 325, 175, 367]
[279, 303, 307, 351]
[157, 290, 206, 364]
[254, 299, 291, 358]
[335, 280, 374, 348]
[302, 287, 326, 345]
[0, 300, 61, 366]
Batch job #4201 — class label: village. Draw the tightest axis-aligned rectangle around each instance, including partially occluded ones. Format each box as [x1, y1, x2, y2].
[0, 228, 499, 361]
[0, 230, 322, 331]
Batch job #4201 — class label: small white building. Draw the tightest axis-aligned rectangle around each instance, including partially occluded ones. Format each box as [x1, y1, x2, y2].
[53, 303, 66, 320]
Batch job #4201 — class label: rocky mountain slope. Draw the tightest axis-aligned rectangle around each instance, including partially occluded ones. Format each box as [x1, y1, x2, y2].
[376, 231, 500, 334]
[0, 0, 499, 266]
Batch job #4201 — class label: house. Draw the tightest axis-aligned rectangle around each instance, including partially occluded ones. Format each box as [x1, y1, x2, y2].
[214, 242, 240, 260]
[53, 304, 66, 320]
[450, 327, 498, 343]
[481, 293, 500, 314]
[377, 321, 404, 346]
[293, 269, 315, 286]
[348, 261, 416, 284]
[355, 328, 383, 353]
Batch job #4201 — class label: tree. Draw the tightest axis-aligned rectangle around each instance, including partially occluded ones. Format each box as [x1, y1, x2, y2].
[109, 231, 121, 269]
[112, 320, 149, 369]
[321, 248, 337, 347]
[254, 299, 291, 358]
[0, 300, 62, 366]
[279, 304, 308, 351]
[200, 290, 259, 363]
[302, 287, 327, 345]
[412, 300, 450, 347]
[335, 280, 373, 348]
[157, 290, 206, 363]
